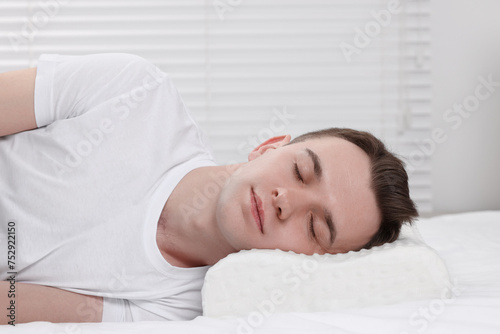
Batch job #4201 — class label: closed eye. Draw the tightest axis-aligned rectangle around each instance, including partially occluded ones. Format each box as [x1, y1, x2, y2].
[294, 162, 303, 183]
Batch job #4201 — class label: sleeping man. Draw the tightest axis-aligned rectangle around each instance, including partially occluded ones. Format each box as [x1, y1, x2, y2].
[0, 54, 417, 324]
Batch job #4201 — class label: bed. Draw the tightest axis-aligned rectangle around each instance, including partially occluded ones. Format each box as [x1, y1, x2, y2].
[4, 211, 500, 333]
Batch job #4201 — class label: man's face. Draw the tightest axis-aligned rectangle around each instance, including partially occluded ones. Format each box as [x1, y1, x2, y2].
[215, 135, 381, 255]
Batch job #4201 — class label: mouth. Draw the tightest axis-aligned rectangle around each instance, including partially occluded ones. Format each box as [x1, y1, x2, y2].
[250, 188, 264, 234]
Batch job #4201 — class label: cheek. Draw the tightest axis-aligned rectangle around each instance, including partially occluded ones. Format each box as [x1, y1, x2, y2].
[266, 227, 315, 254]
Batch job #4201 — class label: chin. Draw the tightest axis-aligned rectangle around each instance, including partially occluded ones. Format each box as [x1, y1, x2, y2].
[215, 200, 243, 241]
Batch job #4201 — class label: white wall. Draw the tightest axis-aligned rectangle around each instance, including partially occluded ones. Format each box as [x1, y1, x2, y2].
[430, 0, 500, 215]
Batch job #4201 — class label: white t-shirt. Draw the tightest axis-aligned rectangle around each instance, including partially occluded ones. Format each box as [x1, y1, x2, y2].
[0, 53, 217, 322]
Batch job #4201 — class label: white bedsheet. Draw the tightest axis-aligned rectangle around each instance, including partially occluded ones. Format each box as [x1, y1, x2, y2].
[4, 211, 500, 334]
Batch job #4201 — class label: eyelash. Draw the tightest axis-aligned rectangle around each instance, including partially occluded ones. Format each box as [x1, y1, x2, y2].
[309, 213, 316, 239]
[294, 163, 316, 239]
[294, 163, 304, 183]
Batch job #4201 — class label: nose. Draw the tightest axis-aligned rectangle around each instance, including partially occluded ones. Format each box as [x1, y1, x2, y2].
[272, 187, 295, 220]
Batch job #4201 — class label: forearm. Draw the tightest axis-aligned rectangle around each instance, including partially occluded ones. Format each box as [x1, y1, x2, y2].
[1, 280, 103, 324]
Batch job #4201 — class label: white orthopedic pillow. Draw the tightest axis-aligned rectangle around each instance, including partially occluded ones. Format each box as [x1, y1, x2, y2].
[202, 224, 451, 318]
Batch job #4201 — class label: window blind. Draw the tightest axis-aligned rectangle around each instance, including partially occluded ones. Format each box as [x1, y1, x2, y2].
[0, 0, 432, 213]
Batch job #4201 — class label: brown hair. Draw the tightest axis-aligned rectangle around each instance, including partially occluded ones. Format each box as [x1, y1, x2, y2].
[288, 128, 418, 249]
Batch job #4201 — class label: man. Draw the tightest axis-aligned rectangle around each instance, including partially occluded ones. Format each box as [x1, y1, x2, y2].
[0, 54, 417, 324]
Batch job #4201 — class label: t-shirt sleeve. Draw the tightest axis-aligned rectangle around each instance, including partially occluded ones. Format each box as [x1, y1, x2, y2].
[102, 297, 203, 322]
[34, 53, 162, 128]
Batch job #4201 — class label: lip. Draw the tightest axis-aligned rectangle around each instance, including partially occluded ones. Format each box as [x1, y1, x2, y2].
[250, 188, 264, 233]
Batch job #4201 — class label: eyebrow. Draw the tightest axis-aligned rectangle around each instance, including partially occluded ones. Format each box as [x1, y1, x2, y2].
[305, 148, 336, 246]
[305, 148, 322, 181]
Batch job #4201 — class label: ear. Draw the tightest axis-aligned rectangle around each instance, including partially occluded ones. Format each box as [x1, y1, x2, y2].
[248, 135, 291, 161]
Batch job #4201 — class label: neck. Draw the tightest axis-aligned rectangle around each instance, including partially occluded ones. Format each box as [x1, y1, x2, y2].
[156, 164, 242, 267]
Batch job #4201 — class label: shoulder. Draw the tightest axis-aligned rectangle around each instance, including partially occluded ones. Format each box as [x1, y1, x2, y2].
[45, 53, 164, 82]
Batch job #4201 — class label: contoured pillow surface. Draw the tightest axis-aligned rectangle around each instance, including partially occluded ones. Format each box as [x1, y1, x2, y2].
[202, 224, 452, 318]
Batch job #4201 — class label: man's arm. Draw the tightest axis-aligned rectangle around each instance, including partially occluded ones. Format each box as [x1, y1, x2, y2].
[0, 68, 37, 137]
[0, 281, 103, 324]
